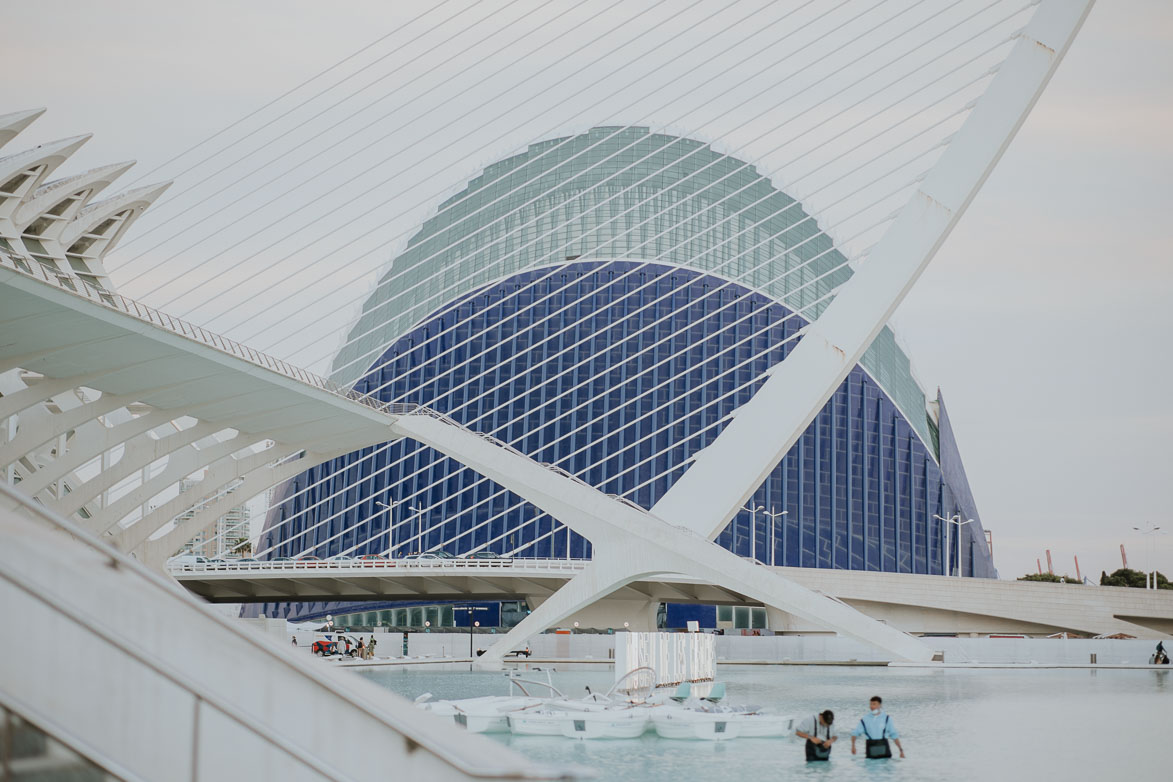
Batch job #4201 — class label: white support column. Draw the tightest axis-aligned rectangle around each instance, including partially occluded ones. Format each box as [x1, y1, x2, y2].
[0, 388, 165, 470]
[650, 0, 1097, 540]
[80, 430, 265, 535]
[475, 563, 635, 666]
[17, 409, 175, 498]
[115, 444, 308, 557]
[132, 448, 349, 568]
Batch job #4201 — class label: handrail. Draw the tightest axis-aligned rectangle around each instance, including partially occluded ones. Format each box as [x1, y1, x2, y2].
[168, 557, 592, 574]
[0, 247, 413, 418]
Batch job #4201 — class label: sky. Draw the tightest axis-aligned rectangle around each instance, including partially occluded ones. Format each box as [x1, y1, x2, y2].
[2, 0, 1170, 580]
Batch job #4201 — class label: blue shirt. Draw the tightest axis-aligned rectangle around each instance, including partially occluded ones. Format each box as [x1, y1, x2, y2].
[852, 711, 899, 739]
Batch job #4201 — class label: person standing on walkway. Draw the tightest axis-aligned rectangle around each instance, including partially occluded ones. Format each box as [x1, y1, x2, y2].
[795, 710, 837, 761]
[368, 635, 377, 659]
[851, 696, 904, 759]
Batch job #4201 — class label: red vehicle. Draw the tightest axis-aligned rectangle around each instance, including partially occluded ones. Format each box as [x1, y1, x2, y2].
[358, 554, 390, 567]
[311, 640, 338, 656]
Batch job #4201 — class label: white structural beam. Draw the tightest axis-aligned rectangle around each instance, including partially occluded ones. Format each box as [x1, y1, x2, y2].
[0, 484, 572, 782]
[651, 0, 1097, 539]
[394, 413, 935, 662]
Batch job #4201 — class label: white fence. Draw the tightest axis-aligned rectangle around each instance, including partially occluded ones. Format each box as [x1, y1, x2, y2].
[170, 558, 589, 574]
[615, 632, 715, 686]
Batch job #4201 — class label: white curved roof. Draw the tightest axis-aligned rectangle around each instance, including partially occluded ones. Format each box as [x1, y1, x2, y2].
[0, 109, 167, 288]
[14, 161, 135, 235]
[0, 108, 45, 151]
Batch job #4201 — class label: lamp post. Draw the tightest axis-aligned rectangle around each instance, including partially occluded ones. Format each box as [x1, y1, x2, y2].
[743, 504, 764, 562]
[934, 513, 976, 577]
[408, 505, 425, 554]
[1132, 523, 1164, 589]
[455, 606, 490, 666]
[375, 500, 396, 556]
[762, 509, 788, 567]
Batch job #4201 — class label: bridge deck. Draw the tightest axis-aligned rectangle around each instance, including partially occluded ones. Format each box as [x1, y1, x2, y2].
[171, 560, 1173, 640]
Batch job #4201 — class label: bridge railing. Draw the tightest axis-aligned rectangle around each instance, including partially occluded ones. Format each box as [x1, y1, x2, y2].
[167, 557, 591, 574]
[0, 247, 417, 418]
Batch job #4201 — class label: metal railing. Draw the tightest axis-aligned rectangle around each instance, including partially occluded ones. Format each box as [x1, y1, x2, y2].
[168, 557, 591, 575]
[0, 247, 416, 418]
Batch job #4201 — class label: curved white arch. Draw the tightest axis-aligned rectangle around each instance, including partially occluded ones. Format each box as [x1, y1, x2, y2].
[0, 108, 44, 152]
[58, 181, 171, 267]
[0, 135, 90, 221]
[13, 161, 135, 237]
[84, 430, 271, 536]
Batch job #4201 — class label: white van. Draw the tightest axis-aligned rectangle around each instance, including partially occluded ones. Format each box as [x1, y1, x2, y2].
[167, 554, 208, 570]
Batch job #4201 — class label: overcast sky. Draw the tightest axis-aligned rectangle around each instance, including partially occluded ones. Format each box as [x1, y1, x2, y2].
[2, 0, 1169, 580]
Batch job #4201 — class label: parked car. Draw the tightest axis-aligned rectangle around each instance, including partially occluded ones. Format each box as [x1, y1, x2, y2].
[296, 555, 323, 567]
[402, 553, 442, 561]
[357, 554, 389, 566]
[235, 558, 260, 566]
[311, 640, 338, 656]
[328, 555, 355, 563]
[467, 550, 512, 561]
[430, 551, 457, 559]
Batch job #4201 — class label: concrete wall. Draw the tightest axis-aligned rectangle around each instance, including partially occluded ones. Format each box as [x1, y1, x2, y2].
[289, 627, 1168, 666]
[714, 635, 1166, 665]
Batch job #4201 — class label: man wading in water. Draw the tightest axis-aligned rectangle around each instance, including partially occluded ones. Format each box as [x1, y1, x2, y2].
[851, 696, 905, 759]
[795, 710, 838, 761]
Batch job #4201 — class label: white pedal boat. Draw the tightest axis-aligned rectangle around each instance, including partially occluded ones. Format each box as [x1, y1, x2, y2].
[417, 695, 544, 734]
[507, 700, 610, 736]
[651, 708, 794, 741]
[559, 709, 650, 740]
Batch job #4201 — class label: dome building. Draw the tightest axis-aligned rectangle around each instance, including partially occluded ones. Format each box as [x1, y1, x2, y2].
[256, 127, 994, 624]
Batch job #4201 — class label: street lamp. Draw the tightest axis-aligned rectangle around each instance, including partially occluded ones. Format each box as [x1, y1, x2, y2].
[1132, 523, 1164, 590]
[762, 509, 788, 567]
[375, 500, 396, 556]
[409, 505, 425, 554]
[743, 504, 764, 562]
[455, 606, 490, 666]
[934, 513, 976, 577]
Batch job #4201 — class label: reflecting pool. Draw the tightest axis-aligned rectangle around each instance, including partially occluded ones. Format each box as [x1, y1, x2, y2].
[360, 665, 1171, 781]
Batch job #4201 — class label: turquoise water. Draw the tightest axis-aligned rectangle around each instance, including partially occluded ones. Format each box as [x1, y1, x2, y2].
[361, 665, 1171, 780]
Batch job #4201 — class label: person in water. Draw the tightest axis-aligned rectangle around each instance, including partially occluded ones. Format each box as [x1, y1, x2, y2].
[795, 710, 838, 761]
[851, 696, 904, 759]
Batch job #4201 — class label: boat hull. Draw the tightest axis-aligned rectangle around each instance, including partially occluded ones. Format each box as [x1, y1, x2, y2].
[559, 712, 649, 740]
[651, 712, 794, 741]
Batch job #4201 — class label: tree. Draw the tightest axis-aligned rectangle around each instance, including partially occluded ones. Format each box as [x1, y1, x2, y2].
[1099, 568, 1170, 589]
[1018, 572, 1076, 583]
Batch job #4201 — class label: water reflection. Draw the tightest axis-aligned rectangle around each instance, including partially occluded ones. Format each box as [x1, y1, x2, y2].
[362, 665, 1169, 781]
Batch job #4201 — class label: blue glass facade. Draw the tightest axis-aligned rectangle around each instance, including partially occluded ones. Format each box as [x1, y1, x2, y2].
[251, 129, 995, 622]
[258, 260, 990, 576]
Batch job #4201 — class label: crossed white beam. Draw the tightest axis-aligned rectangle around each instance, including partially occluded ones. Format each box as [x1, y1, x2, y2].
[410, 0, 1092, 665]
[175, 2, 1091, 662]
